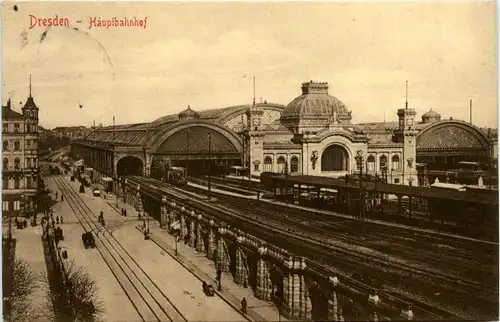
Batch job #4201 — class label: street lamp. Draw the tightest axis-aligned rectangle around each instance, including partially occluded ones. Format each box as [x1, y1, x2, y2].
[115, 177, 119, 208]
[354, 150, 366, 228]
[123, 179, 128, 204]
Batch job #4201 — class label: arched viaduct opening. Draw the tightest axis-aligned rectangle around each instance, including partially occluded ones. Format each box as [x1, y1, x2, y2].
[117, 156, 144, 176]
[151, 125, 242, 178]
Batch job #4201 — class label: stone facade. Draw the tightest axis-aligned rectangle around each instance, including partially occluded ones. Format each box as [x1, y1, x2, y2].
[2, 80, 40, 217]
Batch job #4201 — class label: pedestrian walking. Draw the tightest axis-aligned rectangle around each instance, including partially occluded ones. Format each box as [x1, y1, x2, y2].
[241, 297, 247, 314]
[61, 195, 64, 202]
[56, 216, 59, 224]
[60, 217, 64, 224]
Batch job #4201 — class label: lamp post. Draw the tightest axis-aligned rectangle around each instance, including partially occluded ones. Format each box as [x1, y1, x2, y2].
[354, 150, 365, 229]
[390, 169, 394, 184]
[123, 179, 127, 204]
[207, 133, 212, 195]
[115, 178, 119, 208]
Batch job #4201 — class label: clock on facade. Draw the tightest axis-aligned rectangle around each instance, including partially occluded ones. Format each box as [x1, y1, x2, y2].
[406, 119, 414, 126]
[253, 118, 260, 126]
[399, 119, 404, 126]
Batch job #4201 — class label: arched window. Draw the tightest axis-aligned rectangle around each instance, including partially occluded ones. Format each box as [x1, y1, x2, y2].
[277, 156, 286, 173]
[14, 158, 20, 169]
[14, 141, 20, 151]
[380, 155, 388, 171]
[392, 155, 400, 171]
[3, 158, 8, 169]
[290, 156, 299, 173]
[3, 141, 8, 151]
[263, 156, 273, 172]
[367, 155, 375, 173]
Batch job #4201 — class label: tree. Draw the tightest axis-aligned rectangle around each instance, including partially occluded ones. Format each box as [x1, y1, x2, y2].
[39, 259, 104, 322]
[3, 258, 38, 322]
[65, 260, 104, 322]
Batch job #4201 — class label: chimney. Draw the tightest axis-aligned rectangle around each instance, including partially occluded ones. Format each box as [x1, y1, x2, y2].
[6, 99, 11, 109]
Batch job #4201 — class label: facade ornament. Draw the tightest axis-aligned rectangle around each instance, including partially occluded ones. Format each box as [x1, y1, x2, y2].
[311, 150, 319, 169]
[407, 158, 414, 168]
[327, 110, 340, 127]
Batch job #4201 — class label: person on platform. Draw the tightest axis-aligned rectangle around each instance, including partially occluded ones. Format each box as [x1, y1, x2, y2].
[55, 192, 58, 200]
[60, 217, 64, 224]
[61, 195, 64, 202]
[56, 217, 59, 224]
[241, 297, 247, 314]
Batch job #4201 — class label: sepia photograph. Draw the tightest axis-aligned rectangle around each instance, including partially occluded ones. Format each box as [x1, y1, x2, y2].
[1, 1, 498, 321]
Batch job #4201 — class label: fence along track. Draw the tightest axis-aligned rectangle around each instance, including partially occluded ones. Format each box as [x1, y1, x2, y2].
[53, 175, 187, 322]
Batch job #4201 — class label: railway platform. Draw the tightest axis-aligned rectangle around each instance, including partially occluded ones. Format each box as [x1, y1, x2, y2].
[57, 174, 248, 322]
[47, 176, 142, 322]
[113, 195, 285, 322]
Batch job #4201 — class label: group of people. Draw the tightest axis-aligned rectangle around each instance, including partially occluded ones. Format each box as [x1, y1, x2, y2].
[14, 218, 28, 229]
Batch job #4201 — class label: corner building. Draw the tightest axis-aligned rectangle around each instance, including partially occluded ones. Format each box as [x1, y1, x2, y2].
[2, 89, 40, 216]
[71, 81, 496, 186]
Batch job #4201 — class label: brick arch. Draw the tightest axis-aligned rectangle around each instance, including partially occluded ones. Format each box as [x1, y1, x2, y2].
[150, 120, 243, 155]
[417, 120, 490, 152]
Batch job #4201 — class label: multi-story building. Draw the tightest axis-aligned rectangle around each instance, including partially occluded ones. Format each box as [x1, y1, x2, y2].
[2, 82, 39, 217]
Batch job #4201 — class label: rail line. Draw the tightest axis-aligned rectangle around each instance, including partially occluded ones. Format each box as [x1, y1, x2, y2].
[126, 175, 463, 320]
[53, 175, 188, 322]
[180, 180, 498, 319]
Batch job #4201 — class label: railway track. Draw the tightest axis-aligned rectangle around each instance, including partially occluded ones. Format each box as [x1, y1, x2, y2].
[126, 175, 470, 320]
[53, 176, 188, 322]
[180, 181, 498, 319]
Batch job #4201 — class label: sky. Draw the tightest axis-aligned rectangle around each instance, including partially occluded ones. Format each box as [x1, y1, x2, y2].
[1, 1, 498, 129]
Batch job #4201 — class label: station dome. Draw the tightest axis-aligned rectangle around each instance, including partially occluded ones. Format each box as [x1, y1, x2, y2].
[178, 105, 200, 121]
[281, 81, 352, 133]
[421, 109, 441, 124]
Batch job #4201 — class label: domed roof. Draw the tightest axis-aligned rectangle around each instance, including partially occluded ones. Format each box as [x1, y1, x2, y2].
[281, 81, 349, 120]
[421, 109, 441, 123]
[178, 105, 199, 121]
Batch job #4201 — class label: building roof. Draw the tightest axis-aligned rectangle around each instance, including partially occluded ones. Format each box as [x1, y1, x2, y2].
[281, 81, 349, 121]
[23, 96, 38, 110]
[178, 106, 200, 121]
[2, 106, 24, 120]
[150, 102, 284, 128]
[421, 109, 441, 123]
[417, 121, 489, 151]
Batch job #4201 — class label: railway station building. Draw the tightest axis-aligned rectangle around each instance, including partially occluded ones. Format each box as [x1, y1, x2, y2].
[71, 81, 498, 186]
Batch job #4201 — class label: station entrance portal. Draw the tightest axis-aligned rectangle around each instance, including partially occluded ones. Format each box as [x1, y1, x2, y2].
[117, 156, 144, 176]
[321, 144, 349, 172]
[151, 125, 242, 177]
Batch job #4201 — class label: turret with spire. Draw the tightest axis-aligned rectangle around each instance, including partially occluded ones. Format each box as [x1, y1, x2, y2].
[22, 74, 39, 120]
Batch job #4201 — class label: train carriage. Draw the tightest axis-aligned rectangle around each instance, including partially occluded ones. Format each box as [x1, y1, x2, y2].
[165, 166, 188, 186]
